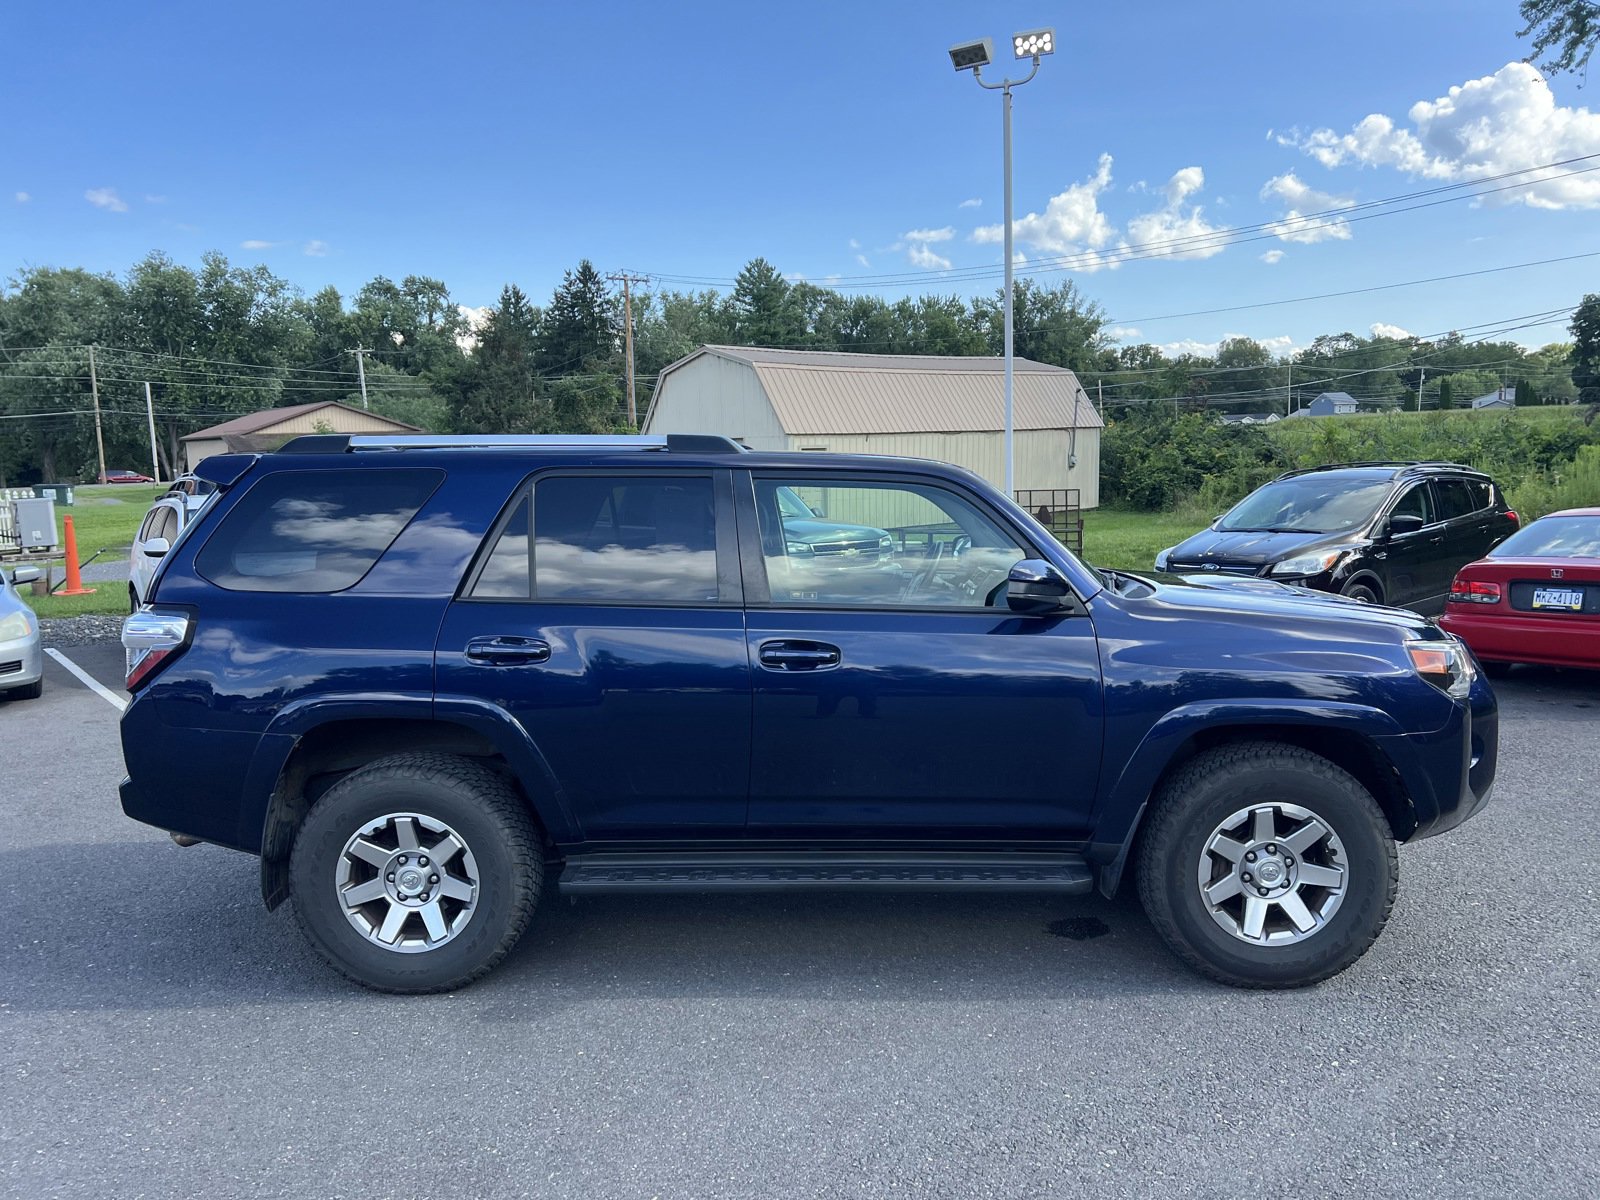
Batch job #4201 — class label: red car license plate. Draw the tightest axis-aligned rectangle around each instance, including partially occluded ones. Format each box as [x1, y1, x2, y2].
[1531, 587, 1584, 611]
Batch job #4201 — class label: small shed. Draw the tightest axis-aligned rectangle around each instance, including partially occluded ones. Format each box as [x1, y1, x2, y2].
[641, 345, 1102, 506]
[181, 402, 421, 471]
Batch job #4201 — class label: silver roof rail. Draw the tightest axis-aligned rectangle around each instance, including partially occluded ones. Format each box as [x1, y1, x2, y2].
[278, 433, 747, 455]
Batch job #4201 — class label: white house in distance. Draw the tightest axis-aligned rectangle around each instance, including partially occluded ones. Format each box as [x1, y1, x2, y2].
[181, 401, 420, 471]
[641, 345, 1102, 507]
[1471, 386, 1516, 410]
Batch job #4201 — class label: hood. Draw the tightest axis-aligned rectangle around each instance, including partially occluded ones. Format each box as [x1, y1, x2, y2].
[782, 518, 889, 543]
[1168, 527, 1351, 567]
[1141, 569, 1436, 637]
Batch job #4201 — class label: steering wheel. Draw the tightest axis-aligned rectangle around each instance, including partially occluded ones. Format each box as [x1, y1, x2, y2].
[902, 541, 948, 600]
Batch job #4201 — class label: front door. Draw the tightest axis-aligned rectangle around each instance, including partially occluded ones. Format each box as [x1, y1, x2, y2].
[435, 469, 751, 838]
[1376, 480, 1439, 607]
[738, 471, 1104, 837]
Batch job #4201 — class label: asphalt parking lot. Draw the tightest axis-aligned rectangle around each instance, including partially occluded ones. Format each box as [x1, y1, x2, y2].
[2, 641, 1598, 1199]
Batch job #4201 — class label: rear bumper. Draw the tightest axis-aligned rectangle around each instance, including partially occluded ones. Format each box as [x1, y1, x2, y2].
[1376, 675, 1498, 842]
[1440, 608, 1600, 668]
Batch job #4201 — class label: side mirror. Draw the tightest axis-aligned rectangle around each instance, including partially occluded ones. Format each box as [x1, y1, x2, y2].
[1387, 514, 1425, 537]
[1005, 559, 1071, 614]
[143, 537, 172, 558]
[10, 566, 42, 585]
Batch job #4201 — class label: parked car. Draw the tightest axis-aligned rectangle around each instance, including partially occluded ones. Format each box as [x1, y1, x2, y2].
[104, 469, 156, 484]
[128, 495, 191, 609]
[163, 472, 219, 511]
[0, 564, 44, 700]
[1439, 506, 1600, 675]
[120, 434, 1497, 994]
[1156, 461, 1519, 614]
[775, 485, 895, 567]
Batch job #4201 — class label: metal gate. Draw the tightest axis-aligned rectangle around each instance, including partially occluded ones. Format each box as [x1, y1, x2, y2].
[1014, 489, 1082, 556]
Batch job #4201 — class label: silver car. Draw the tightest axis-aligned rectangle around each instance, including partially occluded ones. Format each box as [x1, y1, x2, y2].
[0, 564, 44, 700]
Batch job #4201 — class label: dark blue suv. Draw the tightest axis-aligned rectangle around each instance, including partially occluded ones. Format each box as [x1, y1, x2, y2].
[120, 434, 1498, 993]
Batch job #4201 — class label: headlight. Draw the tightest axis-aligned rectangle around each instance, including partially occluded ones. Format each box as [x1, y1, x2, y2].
[1269, 551, 1343, 577]
[785, 541, 813, 557]
[0, 611, 31, 640]
[1407, 637, 1476, 700]
[1154, 547, 1175, 571]
[878, 535, 894, 551]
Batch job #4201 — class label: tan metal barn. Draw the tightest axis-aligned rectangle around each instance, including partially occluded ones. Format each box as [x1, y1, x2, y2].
[641, 345, 1101, 507]
[181, 402, 421, 471]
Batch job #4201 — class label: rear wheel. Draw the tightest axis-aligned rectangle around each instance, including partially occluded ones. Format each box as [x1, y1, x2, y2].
[1137, 742, 1398, 988]
[289, 752, 542, 993]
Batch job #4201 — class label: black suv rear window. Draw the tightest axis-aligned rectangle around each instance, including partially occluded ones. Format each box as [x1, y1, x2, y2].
[195, 469, 442, 593]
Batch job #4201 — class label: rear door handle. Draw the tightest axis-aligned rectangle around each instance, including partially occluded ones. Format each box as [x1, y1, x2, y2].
[466, 636, 551, 665]
[758, 640, 841, 671]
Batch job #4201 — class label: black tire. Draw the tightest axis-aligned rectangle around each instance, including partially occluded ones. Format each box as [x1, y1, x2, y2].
[129, 584, 140, 614]
[1341, 579, 1381, 605]
[1136, 741, 1398, 989]
[1481, 660, 1513, 679]
[5, 678, 43, 701]
[289, 752, 542, 994]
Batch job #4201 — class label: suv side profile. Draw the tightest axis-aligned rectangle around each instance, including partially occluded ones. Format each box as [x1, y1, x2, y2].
[1156, 462, 1519, 613]
[121, 435, 1498, 993]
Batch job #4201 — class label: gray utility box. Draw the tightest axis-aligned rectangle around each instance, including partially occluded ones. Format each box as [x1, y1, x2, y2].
[11, 497, 58, 551]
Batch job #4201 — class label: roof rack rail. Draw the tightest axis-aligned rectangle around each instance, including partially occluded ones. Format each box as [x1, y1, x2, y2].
[275, 433, 747, 455]
[1274, 459, 1470, 479]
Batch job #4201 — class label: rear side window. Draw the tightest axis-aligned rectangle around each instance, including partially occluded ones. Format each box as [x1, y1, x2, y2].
[1434, 479, 1480, 521]
[469, 474, 720, 604]
[196, 469, 442, 593]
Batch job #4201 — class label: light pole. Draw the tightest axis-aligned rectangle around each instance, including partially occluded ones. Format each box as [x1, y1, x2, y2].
[950, 28, 1054, 498]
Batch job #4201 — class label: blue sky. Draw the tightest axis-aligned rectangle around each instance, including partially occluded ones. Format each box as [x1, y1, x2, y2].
[4, 0, 1597, 356]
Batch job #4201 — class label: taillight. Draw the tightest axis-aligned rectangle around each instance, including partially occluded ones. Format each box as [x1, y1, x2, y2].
[1447, 578, 1502, 605]
[1505, 510, 1519, 526]
[122, 610, 193, 690]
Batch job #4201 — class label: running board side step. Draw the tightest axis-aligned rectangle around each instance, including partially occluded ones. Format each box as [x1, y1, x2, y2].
[557, 852, 1095, 895]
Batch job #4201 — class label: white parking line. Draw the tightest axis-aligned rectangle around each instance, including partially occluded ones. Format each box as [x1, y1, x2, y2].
[44, 648, 128, 713]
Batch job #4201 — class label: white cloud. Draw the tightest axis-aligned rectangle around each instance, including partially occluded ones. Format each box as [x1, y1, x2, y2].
[1125, 166, 1226, 259]
[973, 153, 1117, 270]
[13, 192, 28, 204]
[1159, 333, 1296, 358]
[903, 226, 955, 243]
[1105, 326, 1142, 341]
[908, 243, 952, 271]
[240, 239, 279, 250]
[1371, 322, 1413, 339]
[85, 187, 127, 212]
[1284, 61, 1600, 209]
[303, 240, 330, 257]
[1260, 173, 1356, 243]
[902, 225, 955, 271]
[144, 194, 167, 204]
[958, 197, 982, 209]
[855, 254, 870, 267]
[455, 304, 491, 353]
[1260, 249, 1285, 264]
[848, 238, 861, 249]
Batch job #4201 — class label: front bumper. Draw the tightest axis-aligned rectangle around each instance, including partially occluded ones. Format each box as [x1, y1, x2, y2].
[1376, 673, 1498, 841]
[0, 632, 43, 690]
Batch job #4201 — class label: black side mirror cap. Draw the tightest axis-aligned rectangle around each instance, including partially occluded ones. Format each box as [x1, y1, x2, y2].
[1005, 559, 1073, 614]
[1387, 513, 1426, 537]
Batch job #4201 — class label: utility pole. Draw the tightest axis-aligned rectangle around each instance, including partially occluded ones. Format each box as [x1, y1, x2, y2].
[607, 272, 646, 429]
[350, 346, 370, 409]
[1286, 360, 1292, 415]
[1096, 378, 1103, 420]
[88, 346, 107, 484]
[1417, 364, 1426, 412]
[144, 381, 160, 481]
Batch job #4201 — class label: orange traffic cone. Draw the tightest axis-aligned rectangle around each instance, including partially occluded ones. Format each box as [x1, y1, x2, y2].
[56, 513, 97, 596]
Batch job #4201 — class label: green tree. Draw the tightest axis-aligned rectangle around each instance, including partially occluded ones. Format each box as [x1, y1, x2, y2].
[454, 285, 542, 433]
[536, 260, 618, 376]
[1518, 1, 1600, 74]
[1572, 293, 1600, 420]
[728, 258, 803, 346]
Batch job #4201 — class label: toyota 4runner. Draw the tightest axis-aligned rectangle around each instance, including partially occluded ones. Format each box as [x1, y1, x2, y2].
[120, 434, 1498, 992]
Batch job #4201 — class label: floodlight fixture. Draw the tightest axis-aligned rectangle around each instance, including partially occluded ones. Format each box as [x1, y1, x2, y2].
[1012, 28, 1055, 59]
[948, 38, 993, 72]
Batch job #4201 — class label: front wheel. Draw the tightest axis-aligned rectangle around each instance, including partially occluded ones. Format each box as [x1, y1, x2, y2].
[1341, 580, 1381, 605]
[289, 752, 542, 993]
[1137, 742, 1398, 988]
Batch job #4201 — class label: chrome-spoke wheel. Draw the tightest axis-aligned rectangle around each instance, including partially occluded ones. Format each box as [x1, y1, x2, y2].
[334, 811, 480, 954]
[1197, 802, 1348, 946]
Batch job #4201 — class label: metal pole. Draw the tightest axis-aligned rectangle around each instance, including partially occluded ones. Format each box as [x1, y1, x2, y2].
[352, 347, 369, 409]
[1002, 82, 1015, 497]
[621, 279, 637, 429]
[89, 346, 107, 485]
[144, 381, 160, 481]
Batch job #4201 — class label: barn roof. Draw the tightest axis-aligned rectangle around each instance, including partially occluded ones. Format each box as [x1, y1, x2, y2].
[654, 345, 1103, 435]
[182, 401, 420, 442]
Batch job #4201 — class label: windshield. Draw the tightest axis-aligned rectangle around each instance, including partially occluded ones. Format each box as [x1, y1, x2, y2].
[775, 486, 815, 520]
[1489, 515, 1600, 559]
[1217, 477, 1393, 534]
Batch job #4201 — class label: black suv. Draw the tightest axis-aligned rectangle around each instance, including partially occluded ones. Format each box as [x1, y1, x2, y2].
[120, 435, 1497, 994]
[1157, 462, 1519, 613]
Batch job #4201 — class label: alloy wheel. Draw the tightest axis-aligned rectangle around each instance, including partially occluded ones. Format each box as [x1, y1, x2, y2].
[334, 812, 480, 953]
[1196, 802, 1348, 945]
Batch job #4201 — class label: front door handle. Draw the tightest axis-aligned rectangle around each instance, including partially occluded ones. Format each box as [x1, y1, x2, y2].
[758, 640, 841, 671]
[466, 636, 551, 665]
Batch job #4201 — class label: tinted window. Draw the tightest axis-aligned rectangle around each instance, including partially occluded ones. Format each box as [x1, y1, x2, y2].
[1489, 515, 1600, 559]
[155, 505, 180, 541]
[1218, 476, 1393, 534]
[1434, 479, 1479, 521]
[754, 477, 1025, 608]
[196, 469, 441, 593]
[137, 509, 162, 541]
[472, 475, 720, 604]
[1390, 482, 1434, 525]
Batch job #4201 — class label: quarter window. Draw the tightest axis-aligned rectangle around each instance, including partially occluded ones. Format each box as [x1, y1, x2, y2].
[753, 478, 1027, 609]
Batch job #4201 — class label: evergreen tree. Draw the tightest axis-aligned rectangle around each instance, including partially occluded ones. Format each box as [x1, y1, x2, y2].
[454, 285, 542, 433]
[1572, 294, 1600, 421]
[537, 260, 618, 375]
[729, 258, 802, 346]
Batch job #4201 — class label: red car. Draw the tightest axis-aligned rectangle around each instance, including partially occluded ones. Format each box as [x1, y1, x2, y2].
[104, 469, 155, 484]
[1439, 507, 1600, 676]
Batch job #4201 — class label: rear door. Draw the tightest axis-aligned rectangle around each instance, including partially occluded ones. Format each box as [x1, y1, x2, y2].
[434, 468, 752, 838]
[737, 469, 1104, 837]
[1431, 477, 1499, 602]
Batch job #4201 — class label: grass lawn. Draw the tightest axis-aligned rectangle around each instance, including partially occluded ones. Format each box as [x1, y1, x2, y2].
[18, 484, 166, 618]
[1080, 507, 1202, 571]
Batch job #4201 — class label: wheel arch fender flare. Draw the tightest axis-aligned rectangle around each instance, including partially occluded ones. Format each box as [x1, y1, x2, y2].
[1089, 699, 1409, 897]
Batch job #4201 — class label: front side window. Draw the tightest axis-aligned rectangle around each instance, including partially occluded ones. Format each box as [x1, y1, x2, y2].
[471, 475, 721, 604]
[195, 469, 442, 593]
[754, 477, 1027, 609]
[1389, 482, 1434, 525]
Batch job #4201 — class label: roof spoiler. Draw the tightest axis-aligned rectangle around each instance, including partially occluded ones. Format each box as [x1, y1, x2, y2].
[275, 433, 747, 455]
[190, 453, 259, 488]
